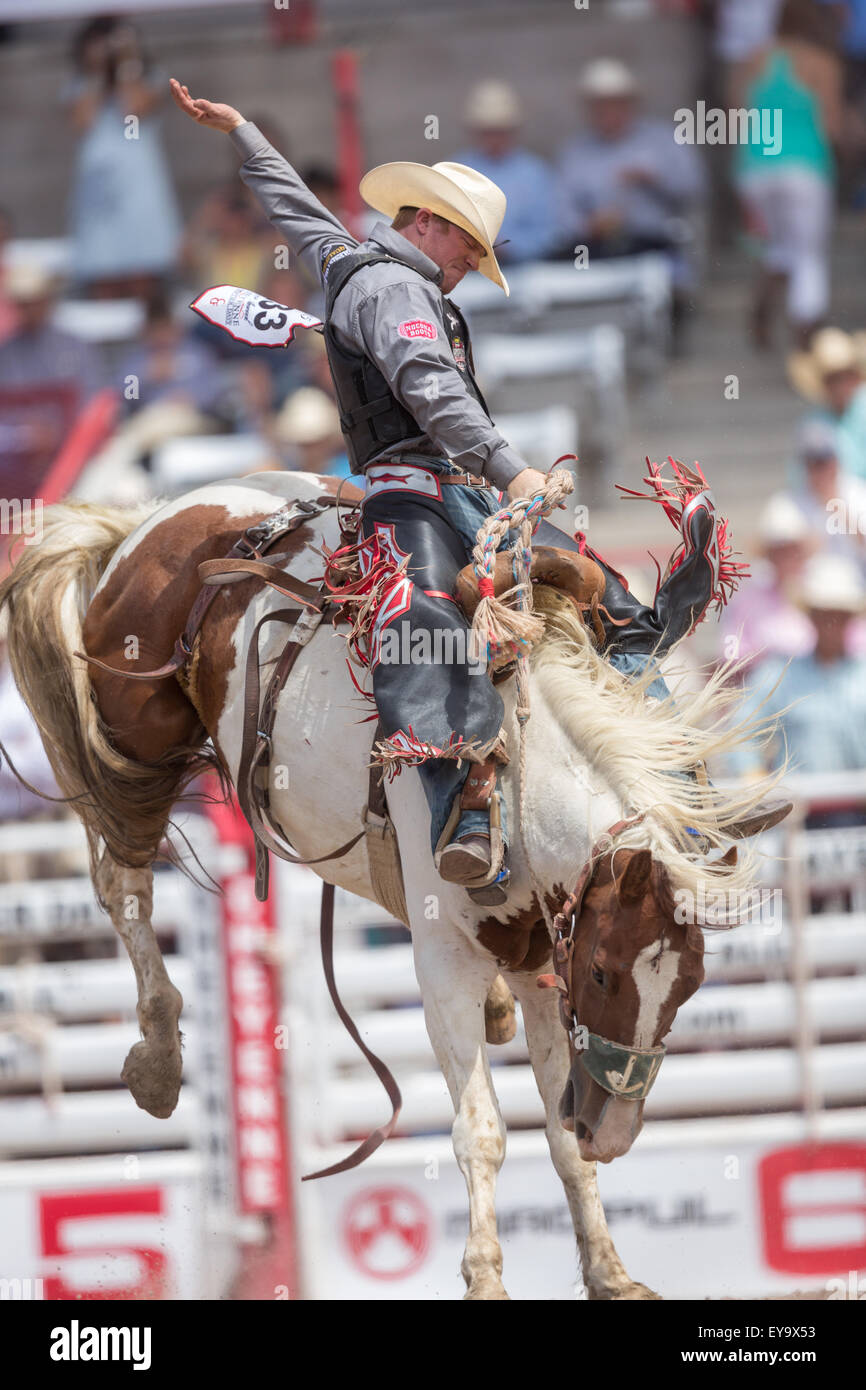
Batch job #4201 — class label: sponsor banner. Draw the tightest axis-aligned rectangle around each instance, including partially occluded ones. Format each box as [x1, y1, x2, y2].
[189, 285, 322, 350]
[299, 1137, 866, 1300]
[0, 1154, 204, 1300]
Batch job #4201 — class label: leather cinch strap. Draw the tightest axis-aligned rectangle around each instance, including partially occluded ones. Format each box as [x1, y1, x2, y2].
[301, 881, 403, 1181]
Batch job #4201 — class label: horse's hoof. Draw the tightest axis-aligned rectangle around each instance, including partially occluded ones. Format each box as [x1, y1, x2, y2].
[589, 1280, 662, 1301]
[464, 1284, 511, 1300]
[121, 1040, 182, 1119]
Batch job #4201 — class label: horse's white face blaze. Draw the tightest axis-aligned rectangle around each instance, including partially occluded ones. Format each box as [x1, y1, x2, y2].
[562, 853, 705, 1164]
[632, 939, 682, 1050]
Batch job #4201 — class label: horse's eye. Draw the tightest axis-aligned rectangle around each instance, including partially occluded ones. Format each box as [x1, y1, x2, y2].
[591, 965, 606, 988]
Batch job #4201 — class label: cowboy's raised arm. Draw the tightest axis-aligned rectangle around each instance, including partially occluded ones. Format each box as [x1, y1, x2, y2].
[357, 279, 527, 493]
[170, 78, 357, 283]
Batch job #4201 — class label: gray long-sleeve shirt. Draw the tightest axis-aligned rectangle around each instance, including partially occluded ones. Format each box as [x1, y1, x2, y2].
[230, 122, 527, 490]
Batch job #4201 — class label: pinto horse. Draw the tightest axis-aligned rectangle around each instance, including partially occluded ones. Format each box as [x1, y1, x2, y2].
[0, 470, 778, 1300]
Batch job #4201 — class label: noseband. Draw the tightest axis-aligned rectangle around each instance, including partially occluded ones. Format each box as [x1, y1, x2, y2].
[537, 814, 666, 1102]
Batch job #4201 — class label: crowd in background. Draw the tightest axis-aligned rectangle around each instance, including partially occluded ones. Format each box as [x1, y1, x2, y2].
[2, 0, 866, 810]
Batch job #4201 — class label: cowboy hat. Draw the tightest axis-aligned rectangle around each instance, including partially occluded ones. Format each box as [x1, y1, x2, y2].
[5, 262, 59, 302]
[359, 160, 509, 294]
[756, 492, 812, 551]
[788, 328, 866, 404]
[798, 553, 866, 614]
[464, 80, 522, 129]
[578, 59, 638, 99]
[275, 386, 341, 446]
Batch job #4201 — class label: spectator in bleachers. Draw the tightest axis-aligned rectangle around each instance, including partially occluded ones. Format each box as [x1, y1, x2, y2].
[787, 417, 866, 567]
[735, 0, 842, 350]
[77, 292, 224, 501]
[181, 182, 273, 298]
[451, 81, 558, 264]
[64, 16, 182, 298]
[268, 386, 351, 480]
[731, 557, 866, 818]
[0, 263, 102, 470]
[789, 326, 866, 478]
[718, 492, 816, 667]
[554, 59, 704, 294]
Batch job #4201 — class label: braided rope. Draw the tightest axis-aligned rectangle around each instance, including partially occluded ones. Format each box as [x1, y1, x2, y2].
[469, 465, 575, 933]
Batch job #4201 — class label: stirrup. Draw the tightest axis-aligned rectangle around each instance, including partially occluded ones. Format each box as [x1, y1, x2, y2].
[434, 790, 507, 894]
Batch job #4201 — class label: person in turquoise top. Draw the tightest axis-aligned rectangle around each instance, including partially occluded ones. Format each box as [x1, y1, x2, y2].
[789, 327, 866, 482]
[734, 0, 842, 348]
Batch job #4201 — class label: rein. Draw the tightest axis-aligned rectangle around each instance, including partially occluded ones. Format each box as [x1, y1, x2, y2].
[537, 813, 667, 1102]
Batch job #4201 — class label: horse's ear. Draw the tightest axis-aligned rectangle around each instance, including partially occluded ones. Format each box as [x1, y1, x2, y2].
[614, 849, 653, 906]
[718, 845, 738, 868]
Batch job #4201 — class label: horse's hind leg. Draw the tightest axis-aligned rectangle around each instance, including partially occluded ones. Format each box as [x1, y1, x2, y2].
[95, 850, 184, 1119]
[508, 974, 661, 1300]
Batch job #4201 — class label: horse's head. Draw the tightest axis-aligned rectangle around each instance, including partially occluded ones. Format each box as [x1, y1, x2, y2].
[547, 844, 710, 1164]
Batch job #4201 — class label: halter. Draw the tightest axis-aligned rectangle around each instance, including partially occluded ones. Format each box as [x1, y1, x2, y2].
[537, 813, 666, 1102]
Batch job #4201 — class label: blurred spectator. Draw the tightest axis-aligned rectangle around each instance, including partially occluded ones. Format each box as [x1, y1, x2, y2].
[733, 554, 866, 786]
[451, 81, 558, 263]
[64, 16, 182, 298]
[0, 206, 16, 344]
[0, 264, 102, 472]
[554, 59, 704, 294]
[269, 387, 351, 479]
[787, 417, 866, 566]
[735, 0, 842, 349]
[718, 492, 816, 667]
[77, 292, 224, 501]
[789, 326, 866, 478]
[182, 182, 272, 296]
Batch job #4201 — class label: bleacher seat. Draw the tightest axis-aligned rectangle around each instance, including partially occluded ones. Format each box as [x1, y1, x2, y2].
[475, 325, 626, 489]
[52, 299, 145, 345]
[494, 405, 578, 474]
[150, 434, 272, 493]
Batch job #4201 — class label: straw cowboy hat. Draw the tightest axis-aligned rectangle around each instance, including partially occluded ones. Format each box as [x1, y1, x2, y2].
[360, 160, 509, 295]
[464, 80, 522, 130]
[798, 553, 866, 613]
[578, 58, 638, 99]
[5, 262, 59, 302]
[788, 328, 866, 405]
[756, 492, 812, 552]
[275, 387, 341, 446]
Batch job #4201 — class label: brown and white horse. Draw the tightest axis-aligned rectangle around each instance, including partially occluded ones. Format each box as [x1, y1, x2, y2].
[0, 471, 779, 1300]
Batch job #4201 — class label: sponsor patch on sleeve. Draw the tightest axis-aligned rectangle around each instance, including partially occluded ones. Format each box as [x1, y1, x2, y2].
[398, 318, 438, 340]
[320, 243, 350, 278]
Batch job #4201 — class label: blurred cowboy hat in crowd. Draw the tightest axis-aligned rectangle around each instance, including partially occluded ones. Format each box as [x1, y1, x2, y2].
[788, 328, 866, 404]
[274, 386, 341, 446]
[756, 492, 813, 553]
[360, 160, 509, 294]
[5, 262, 60, 302]
[798, 553, 866, 614]
[464, 80, 522, 130]
[578, 58, 638, 99]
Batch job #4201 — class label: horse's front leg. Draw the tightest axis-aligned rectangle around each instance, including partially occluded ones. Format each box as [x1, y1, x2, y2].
[508, 974, 661, 1300]
[412, 924, 508, 1300]
[94, 850, 184, 1118]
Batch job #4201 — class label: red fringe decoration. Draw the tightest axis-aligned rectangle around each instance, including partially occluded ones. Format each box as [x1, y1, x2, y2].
[616, 456, 750, 614]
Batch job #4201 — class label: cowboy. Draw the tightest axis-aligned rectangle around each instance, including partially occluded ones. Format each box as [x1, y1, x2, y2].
[788, 327, 866, 483]
[170, 80, 790, 900]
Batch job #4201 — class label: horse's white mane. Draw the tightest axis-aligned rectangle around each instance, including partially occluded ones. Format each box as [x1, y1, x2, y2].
[529, 587, 784, 914]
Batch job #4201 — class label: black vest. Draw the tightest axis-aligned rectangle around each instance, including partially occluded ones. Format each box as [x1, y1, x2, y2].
[322, 246, 493, 473]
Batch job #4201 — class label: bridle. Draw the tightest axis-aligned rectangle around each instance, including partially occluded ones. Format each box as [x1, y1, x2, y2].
[537, 813, 666, 1102]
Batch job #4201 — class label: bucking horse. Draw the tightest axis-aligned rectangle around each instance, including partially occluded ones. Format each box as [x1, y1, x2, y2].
[0, 465, 783, 1300]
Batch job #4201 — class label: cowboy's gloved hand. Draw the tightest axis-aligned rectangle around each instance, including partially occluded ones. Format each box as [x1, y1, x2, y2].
[506, 467, 551, 502]
[169, 78, 245, 132]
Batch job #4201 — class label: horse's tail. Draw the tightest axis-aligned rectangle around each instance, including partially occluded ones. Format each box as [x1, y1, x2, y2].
[0, 499, 171, 873]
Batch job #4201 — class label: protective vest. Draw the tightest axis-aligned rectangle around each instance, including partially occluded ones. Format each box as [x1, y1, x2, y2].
[322, 246, 493, 473]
